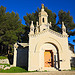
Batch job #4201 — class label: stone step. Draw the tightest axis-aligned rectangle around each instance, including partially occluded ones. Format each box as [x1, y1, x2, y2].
[40, 67, 58, 71]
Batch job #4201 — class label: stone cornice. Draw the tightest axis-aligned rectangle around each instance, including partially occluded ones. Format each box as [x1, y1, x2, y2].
[18, 43, 29, 47]
[14, 43, 29, 48]
[29, 29, 68, 38]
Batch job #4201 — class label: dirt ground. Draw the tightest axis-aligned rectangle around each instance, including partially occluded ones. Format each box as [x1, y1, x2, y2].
[0, 71, 75, 75]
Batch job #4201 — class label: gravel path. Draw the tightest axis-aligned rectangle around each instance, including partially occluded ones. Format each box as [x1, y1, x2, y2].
[0, 71, 75, 75]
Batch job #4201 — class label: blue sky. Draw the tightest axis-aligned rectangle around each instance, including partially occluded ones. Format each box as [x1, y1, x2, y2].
[0, 0, 75, 48]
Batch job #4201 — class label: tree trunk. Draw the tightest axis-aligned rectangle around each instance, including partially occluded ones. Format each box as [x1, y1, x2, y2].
[1, 45, 3, 55]
[8, 45, 10, 54]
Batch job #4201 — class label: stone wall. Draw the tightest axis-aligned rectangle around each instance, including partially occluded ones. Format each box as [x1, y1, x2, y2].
[0, 59, 9, 64]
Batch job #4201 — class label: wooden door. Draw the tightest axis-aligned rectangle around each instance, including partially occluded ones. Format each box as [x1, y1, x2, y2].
[44, 51, 52, 67]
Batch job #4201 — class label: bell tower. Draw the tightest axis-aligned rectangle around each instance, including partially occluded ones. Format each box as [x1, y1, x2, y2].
[39, 4, 48, 25]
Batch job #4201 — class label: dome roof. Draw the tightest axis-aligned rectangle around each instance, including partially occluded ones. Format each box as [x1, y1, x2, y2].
[39, 11, 48, 16]
[39, 4, 48, 17]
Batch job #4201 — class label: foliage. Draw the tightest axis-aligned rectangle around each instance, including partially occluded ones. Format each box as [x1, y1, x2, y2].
[58, 10, 75, 43]
[23, 8, 40, 26]
[21, 25, 29, 43]
[0, 56, 7, 59]
[44, 7, 61, 32]
[73, 40, 75, 43]
[0, 6, 25, 55]
[58, 10, 75, 34]
[0, 5, 75, 56]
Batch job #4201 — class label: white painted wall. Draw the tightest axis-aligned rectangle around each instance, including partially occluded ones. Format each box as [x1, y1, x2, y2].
[28, 29, 71, 71]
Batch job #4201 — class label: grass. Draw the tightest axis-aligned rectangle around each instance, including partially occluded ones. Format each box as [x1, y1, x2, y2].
[0, 67, 38, 73]
[0, 67, 28, 73]
[44, 70, 47, 72]
[62, 67, 75, 71]
[0, 64, 10, 66]
[0, 64, 10, 68]
[71, 67, 75, 71]
[0, 67, 75, 73]
[0, 56, 7, 59]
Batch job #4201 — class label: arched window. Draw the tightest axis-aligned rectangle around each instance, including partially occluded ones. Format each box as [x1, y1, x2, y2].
[42, 18, 44, 22]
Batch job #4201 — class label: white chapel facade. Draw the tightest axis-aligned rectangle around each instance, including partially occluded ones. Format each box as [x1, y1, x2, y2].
[13, 4, 72, 71]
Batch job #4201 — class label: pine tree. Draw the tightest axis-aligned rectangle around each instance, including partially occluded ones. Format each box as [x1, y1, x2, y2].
[0, 6, 25, 55]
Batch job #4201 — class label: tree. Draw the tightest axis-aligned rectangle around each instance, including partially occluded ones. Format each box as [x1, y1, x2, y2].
[21, 25, 29, 43]
[58, 10, 75, 35]
[72, 31, 75, 44]
[73, 40, 75, 43]
[0, 6, 25, 55]
[58, 10, 75, 45]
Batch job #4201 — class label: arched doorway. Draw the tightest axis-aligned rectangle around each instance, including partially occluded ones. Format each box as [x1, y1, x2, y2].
[44, 50, 54, 67]
[39, 43, 59, 69]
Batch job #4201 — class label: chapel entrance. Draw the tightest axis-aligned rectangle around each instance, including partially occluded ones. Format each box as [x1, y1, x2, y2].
[44, 50, 54, 67]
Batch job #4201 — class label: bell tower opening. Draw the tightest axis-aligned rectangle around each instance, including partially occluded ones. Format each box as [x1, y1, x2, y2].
[43, 18, 44, 23]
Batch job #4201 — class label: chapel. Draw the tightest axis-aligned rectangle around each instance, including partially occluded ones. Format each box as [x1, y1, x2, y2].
[13, 4, 74, 71]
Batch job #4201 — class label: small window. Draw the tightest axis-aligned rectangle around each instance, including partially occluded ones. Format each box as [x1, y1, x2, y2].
[43, 18, 44, 22]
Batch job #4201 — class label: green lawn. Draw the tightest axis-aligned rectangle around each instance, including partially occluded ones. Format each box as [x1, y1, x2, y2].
[0, 67, 28, 73]
[0, 67, 75, 73]
[0, 56, 7, 59]
[0, 64, 10, 66]
[0, 64, 10, 68]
